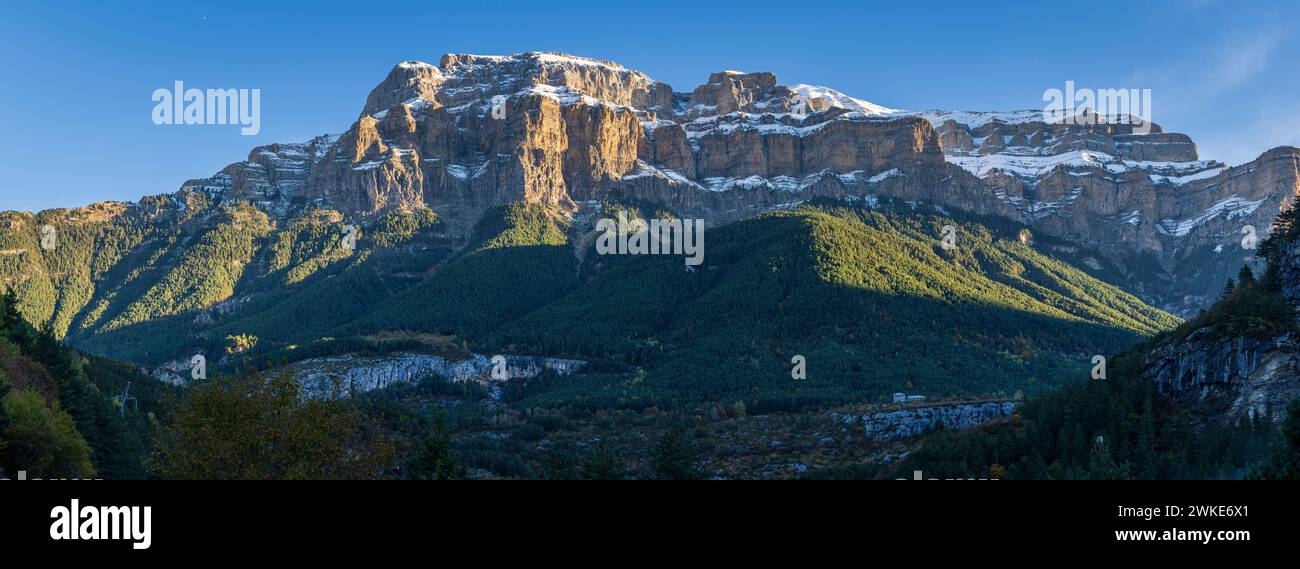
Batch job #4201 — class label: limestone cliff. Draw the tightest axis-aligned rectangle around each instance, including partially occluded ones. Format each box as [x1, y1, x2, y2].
[861, 401, 1020, 441]
[1143, 329, 1298, 423]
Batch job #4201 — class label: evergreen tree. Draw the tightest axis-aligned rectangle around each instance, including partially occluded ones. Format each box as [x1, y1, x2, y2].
[1257, 203, 1299, 263]
[650, 429, 705, 480]
[542, 442, 580, 481]
[580, 440, 626, 481]
[1250, 400, 1300, 480]
[1238, 266, 1256, 288]
[0, 288, 20, 333]
[1087, 439, 1125, 480]
[406, 411, 466, 480]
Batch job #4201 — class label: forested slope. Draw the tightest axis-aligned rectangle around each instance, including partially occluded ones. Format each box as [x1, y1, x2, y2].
[2, 195, 1178, 407]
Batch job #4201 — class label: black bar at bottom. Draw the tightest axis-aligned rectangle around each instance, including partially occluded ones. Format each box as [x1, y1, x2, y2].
[0, 480, 1286, 559]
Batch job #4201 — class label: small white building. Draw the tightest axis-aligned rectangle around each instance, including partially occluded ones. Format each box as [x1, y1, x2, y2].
[893, 393, 926, 404]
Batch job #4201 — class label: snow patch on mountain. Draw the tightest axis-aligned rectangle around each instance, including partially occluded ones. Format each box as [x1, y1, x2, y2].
[1149, 167, 1228, 185]
[946, 150, 1225, 186]
[1156, 196, 1269, 237]
[947, 150, 1115, 179]
[912, 109, 1048, 129]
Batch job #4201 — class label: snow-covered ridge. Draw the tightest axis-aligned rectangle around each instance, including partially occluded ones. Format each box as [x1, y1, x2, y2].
[912, 109, 1048, 128]
[396, 60, 438, 71]
[1148, 166, 1229, 185]
[439, 51, 634, 73]
[531, 51, 630, 72]
[681, 109, 899, 142]
[907, 108, 1152, 130]
[790, 84, 900, 116]
[946, 150, 1225, 186]
[516, 83, 638, 111]
[949, 150, 1115, 179]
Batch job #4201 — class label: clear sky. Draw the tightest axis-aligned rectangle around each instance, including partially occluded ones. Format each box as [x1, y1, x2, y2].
[2, 0, 1298, 212]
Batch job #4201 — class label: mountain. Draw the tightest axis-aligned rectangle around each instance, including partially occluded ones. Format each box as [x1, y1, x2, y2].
[0, 51, 1252, 390]
[8, 50, 1278, 480]
[178, 51, 1299, 316]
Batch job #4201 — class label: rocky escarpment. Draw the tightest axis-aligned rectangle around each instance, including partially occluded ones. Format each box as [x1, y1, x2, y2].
[860, 401, 1019, 441]
[174, 53, 950, 229]
[144, 350, 588, 397]
[289, 351, 587, 398]
[1142, 328, 1299, 423]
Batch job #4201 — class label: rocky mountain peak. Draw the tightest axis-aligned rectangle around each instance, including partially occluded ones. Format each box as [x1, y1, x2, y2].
[361, 60, 445, 117]
[361, 52, 673, 119]
[681, 70, 805, 119]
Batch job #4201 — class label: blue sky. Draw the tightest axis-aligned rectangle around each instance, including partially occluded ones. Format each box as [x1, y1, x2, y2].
[2, 0, 1298, 212]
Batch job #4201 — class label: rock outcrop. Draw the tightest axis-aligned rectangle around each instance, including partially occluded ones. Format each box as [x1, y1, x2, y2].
[1142, 328, 1299, 423]
[289, 351, 587, 398]
[861, 401, 1019, 441]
